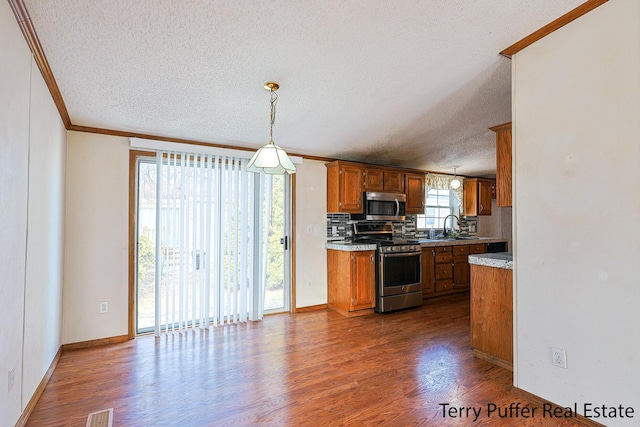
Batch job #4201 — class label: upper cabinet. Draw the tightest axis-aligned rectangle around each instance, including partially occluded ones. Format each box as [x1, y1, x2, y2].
[363, 168, 384, 191]
[490, 122, 512, 207]
[326, 161, 425, 214]
[363, 169, 404, 192]
[382, 171, 404, 193]
[326, 162, 363, 213]
[404, 173, 425, 214]
[463, 178, 495, 216]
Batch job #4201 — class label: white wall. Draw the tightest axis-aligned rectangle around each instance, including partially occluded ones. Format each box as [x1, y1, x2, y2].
[512, 0, 640, 424]
[294, 159, 328, 308]
[63, 132, 130, 343]
[0, 3, 31, 422]
[22, 60, 67, 408]
[0, 2, 66, 425]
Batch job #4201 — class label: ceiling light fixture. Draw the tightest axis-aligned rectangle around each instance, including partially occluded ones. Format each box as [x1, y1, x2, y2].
[246, 82, 296, 174]
[450, 167, 461, 189]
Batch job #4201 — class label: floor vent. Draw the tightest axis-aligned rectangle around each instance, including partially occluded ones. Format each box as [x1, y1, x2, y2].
[86, 408, 113, 427]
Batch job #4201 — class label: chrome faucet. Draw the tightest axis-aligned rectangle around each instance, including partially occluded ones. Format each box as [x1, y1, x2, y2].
[443, 214, 460, 237]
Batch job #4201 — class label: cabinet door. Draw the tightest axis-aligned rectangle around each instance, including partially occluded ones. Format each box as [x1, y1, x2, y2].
[453, 256, 470, 289]
[478, 180, 493, 215]
[340, 165, 363, 212]
[351, 251, 375, 310]
[469, 244, 486, 254]
[383, 171, 404, 192]
[405, 173, 425, 214]
[463, 179, 479, 216]
[363, 168, 384, 191]
[421, 248, 435, 295]
[492, 122, 512, 207]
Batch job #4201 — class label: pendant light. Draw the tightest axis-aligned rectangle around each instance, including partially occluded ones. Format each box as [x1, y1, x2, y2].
[450, 167, 461, 189]
[246, 82, 296, 174]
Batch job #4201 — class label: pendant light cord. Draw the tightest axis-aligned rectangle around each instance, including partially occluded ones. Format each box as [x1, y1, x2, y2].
[269, 89, 278, 142]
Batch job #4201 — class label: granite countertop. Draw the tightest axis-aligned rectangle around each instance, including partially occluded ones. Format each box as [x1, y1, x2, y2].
[468, 252, 513, 270]
[418, 237, 508, 248]
[325, 242, 377, 251]
[326, 237, 509, 252]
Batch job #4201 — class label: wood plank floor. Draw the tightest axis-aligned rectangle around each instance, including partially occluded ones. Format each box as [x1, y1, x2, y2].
[27, 294, 579, 426]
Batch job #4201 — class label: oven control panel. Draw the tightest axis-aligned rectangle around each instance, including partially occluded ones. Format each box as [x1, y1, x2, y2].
[379, 244, 419, 253]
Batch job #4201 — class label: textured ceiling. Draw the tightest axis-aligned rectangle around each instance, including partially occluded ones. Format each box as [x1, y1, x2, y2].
[22, 0, 583, 176]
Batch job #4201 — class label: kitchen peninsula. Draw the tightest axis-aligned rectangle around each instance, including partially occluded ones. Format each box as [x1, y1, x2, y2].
[469, 252, 513, 370]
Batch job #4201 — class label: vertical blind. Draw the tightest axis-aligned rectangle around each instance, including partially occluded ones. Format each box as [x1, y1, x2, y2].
[152, 151, 272, 335]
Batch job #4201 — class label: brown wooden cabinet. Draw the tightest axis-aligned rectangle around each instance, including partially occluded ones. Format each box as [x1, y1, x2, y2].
[471, 263, 513, 370]
[421, 247, 435, 296]
[452, 245, 470, 289]
[363, 168, 384, 191]
[463, 178, 495, 216]
[383, 170, 404, 192]
[490, 122, 512, 207]
[404, 173, 425, 215]
[327, 249, 375, 316]
[326, 162, 363, 213]
[434, 246, 453, 293]
[327, 161, 425, 215]
[422, 243, 486, 298]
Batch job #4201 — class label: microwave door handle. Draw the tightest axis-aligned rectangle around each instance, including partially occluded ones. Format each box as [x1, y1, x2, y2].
[395, 199, 399, 217]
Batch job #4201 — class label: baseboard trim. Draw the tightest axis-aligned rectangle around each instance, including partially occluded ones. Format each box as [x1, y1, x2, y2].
[295, 304, 328, 313]
[512, 387, 606, 427]
[473, 349, 513, 371]
[15, 346, 62, 427]
[62, 334, 130, 351]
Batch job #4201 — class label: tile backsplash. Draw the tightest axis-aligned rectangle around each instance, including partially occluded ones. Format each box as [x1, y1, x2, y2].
[326, 213, 417, 241]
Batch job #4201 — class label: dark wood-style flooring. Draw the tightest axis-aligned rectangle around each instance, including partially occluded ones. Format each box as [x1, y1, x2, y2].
[27, 294, 580, 426]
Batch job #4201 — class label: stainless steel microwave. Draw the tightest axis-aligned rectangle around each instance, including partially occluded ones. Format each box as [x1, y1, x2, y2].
[363, 192, 406, 221]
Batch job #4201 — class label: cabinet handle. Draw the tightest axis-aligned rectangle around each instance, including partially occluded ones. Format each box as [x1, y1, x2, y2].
[479, 203, 483, 212]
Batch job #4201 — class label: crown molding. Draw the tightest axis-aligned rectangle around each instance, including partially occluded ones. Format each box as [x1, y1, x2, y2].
[500, 0, 608, 58]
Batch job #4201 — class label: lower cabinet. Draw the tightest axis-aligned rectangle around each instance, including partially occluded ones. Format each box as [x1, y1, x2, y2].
[422, 243, 486, 298]
[327, 249, 376, 316]
[421, 247, 435, 296]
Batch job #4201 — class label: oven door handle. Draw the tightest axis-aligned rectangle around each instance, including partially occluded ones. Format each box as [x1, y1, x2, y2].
[382, 252, 420, 258]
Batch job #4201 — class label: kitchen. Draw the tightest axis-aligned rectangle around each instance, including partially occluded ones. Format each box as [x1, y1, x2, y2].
[323, 132, 513, 365]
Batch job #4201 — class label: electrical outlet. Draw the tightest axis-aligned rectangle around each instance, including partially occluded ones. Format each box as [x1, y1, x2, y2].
[99, 301, 109, 314]
[551, 347, 567, 369]
[8, 367, 15, 392]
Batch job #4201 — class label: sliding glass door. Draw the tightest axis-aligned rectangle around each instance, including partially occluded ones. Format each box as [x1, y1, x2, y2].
[134, 152, 292, 334]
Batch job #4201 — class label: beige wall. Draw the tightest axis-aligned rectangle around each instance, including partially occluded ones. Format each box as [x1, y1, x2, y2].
[512, 0, 639, 422]
[62, 133, 328, 343]
[477, 200, 512, 248]
[63, 132, 130, 343]
[294, 160, 328, 308]
[0, 2, 66, 425]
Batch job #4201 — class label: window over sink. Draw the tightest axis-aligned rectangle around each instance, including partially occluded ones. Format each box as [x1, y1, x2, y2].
[416, 188, 457, 230]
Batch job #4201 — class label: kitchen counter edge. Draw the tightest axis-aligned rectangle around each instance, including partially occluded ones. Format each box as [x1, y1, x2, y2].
[326, 237, 508, 252]
[468, 252, 513, 270]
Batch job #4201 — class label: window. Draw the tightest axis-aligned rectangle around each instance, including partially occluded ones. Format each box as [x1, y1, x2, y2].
[416, 188, 453, 229]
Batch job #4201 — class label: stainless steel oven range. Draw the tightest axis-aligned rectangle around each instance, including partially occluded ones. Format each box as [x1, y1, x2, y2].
[353, 222, 422, 313]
